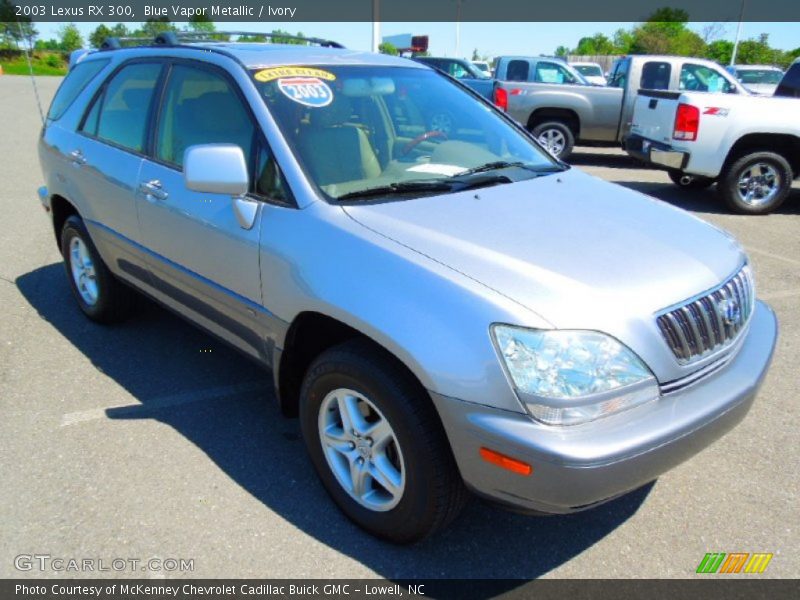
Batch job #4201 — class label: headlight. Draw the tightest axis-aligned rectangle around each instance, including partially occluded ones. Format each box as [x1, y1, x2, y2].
[491, 325, 659, 426]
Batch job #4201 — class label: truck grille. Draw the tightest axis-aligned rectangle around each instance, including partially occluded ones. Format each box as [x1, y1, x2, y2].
[657, 265, 754, 364]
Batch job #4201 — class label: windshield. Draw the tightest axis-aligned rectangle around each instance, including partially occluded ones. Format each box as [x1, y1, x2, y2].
[574, 64, 603, 78]
[252, 65, 560, 200]
[737, 69, 783, 85]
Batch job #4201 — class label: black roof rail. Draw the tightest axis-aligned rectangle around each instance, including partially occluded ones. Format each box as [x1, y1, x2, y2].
[100, 31, 344, 51]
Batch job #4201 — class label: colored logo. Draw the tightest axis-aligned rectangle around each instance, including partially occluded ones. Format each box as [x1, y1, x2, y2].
[717, 297, 741, 326]
[277, 77, 334, 108]
[696, 552, 773, 574]
[254, 67, 336, 82]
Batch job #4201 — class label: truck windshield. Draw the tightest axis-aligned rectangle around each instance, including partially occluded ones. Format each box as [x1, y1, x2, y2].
[252, 65, 559, 200]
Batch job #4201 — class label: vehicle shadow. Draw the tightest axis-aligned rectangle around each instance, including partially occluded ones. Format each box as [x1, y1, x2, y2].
[613, 180, 800, 215]
[568, 150, 647, 170]
[17, 263, 652, 589]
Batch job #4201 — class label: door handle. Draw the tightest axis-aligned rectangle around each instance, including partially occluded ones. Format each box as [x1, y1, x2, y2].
[139, 179, 168, 201]
[69, 149, 86, 166]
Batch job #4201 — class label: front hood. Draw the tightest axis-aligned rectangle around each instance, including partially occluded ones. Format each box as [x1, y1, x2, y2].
[343, 167, 745, 330]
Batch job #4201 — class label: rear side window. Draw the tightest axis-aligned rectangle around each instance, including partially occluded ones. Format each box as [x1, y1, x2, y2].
[640, 62, 671, 90]
[47, 59, 109, 121]
[506, 60, 529, 82]
[81, 62, 162, 153]
[775, 63, 800, 98]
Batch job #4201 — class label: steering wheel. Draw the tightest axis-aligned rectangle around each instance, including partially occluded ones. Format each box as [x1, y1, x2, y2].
[401, 130, 448, 156]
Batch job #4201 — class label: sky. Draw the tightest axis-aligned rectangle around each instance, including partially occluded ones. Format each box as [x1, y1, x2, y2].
[36, 21, 800, 58]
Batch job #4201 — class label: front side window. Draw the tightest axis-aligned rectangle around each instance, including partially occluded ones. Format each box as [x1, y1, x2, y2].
[252, 65, 561, 200]
[48, 59, 109, 121]
[679, 64, 736, 94]
[534, 62, 580, 85]
[155, 65, 256, 168]
[82, 62, 162, 153]
[640, 62, 671, 90]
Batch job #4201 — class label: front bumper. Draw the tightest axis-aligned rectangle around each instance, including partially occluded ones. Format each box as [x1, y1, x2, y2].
[624, 134, 689, 171]
[432, 301, 778, 513]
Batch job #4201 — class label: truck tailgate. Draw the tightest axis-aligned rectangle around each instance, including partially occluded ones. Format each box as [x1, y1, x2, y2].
[630, 90, 681, 143]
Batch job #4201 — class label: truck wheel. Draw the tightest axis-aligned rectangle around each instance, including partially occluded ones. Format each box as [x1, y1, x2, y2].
[531, 121, 575, 160]
[667, 170, 715, 189]
[299, 339, 467, 543]
[60, 215, 135, 323]
[718, 151, 793, 215]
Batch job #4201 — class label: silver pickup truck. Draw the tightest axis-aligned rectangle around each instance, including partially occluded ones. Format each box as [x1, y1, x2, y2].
[494, 55, 747, 159]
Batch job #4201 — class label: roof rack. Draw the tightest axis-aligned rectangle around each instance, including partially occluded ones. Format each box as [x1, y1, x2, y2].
[100, 31, 344, 51]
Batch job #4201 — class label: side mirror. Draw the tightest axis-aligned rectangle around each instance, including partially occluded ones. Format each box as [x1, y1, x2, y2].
[184, 144, 249, 196]
[184, 144, 258, 230]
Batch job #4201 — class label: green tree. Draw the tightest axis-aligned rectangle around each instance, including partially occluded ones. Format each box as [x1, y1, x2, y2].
[0, 0, 38, 49]
[705, 39, 734, 64]
[269, 29, 306, 45]
[575, 33, 615, 55]
[612, 28, 634, 54]
[378, 41, 398, 56]
[629, 9, 705, 57]
[88, 24, 128, 48]
[554, 45, 569, 57]
[137, 18, 177, 39]
[188, 13, 215, 33]
[58, 23, 83, 52]
[736, 34, 782, 65]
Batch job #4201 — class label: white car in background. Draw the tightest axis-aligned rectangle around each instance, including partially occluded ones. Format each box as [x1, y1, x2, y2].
[570, 61, 607, 85]
[472, 60, 492, 76]
[726, 65, 784, 95]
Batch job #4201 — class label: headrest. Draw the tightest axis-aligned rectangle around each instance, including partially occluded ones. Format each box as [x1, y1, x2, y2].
[308, 95, 353, 128]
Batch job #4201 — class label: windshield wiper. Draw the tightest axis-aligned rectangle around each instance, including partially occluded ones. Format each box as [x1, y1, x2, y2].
[455, 161, 566, 177]
[337, 180, 453, 201]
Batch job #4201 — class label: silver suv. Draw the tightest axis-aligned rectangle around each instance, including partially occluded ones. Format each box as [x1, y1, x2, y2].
[37, 33, 778, 543]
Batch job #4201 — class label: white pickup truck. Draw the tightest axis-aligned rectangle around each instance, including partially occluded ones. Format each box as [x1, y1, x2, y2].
[625, 89, 800, 214]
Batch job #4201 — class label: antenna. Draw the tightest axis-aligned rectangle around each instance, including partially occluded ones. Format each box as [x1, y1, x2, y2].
[16, 20, 45, 125]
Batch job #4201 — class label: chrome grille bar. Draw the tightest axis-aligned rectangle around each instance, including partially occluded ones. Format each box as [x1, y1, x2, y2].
[657, 265, 754, 364]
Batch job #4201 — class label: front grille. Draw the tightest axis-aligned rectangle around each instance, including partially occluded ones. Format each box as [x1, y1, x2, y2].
[657, 265, 754, 364]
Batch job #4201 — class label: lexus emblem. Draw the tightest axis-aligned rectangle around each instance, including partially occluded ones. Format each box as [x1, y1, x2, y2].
[717, 297, 741, 326]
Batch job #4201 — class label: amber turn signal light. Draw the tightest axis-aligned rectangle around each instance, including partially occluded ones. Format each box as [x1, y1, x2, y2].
[479, 447, 532, 476]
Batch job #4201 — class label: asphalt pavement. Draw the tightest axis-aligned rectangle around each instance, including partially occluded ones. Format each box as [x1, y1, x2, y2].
[0, 75, 798, 582]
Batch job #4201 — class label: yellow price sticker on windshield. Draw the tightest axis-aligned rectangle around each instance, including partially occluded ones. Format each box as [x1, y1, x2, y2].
[254, 67, 336, 82]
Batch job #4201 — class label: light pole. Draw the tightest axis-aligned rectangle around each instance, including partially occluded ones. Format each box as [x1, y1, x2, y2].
[372, 0, 381, 53]
[730, 0, 746, 66]
[455, 0, 462, 58]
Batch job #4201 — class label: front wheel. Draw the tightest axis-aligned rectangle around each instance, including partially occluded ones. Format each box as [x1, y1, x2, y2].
[667, 169, 715, 189]
[530, 121, 575, 160]
[718, 151, 793, 215]
[299, 339, 467, 543]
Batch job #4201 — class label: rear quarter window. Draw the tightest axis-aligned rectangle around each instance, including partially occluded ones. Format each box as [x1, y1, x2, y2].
[47, 59, 110, 121]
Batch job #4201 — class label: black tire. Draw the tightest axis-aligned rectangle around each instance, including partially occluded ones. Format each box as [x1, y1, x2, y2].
[60, 215, 135, 323]
[299, 339, 467, 543]
[667, 169, 715, 189]
[530, 121, 575, 160]
[718, 151, 793, 215]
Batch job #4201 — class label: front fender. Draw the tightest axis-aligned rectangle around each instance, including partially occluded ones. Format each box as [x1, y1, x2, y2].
[259, 201, 546, 413]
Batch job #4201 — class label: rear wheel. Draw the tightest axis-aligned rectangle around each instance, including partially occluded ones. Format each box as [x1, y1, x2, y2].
[531, 121, 575, 160]
[60, 215, 135, 323]
[718, 151, 793, 215]
[299, 339, 467, 543]
[667, 169, 715, 189]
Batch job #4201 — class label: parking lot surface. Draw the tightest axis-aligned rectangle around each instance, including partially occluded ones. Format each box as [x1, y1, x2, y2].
[1, 75, 798, 580]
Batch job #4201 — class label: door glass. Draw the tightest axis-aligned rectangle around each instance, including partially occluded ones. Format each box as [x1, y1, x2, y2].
[82, 63, 162, 153]
[608, 60, 629, 88]
[155, 65, 256, 168]
[506, 60, 530, 82]
[679, 64, 735, 93]
[775, 64, 800, 98]
[534, 62, 576, 84]
[640, 62, 671, 90]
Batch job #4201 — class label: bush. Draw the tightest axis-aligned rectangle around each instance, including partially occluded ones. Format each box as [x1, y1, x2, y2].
[45, 54, 62, 68]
